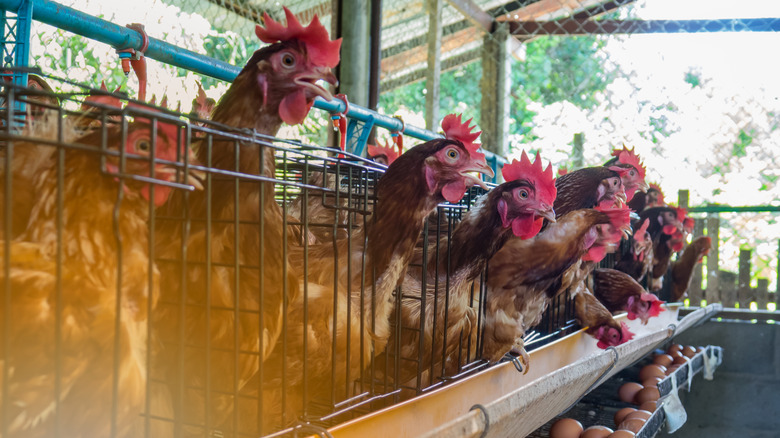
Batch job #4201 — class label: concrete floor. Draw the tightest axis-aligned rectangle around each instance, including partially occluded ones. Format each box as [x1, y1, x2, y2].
[672, 318, 780, 438]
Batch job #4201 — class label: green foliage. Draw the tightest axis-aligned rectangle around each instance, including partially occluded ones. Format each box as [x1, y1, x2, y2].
[684, 68, 702, 88]
[33, 29, 126, 92]
[196, 33, 261, 89]
[732, 128, 753, 157]
[379, 35, 615, 143]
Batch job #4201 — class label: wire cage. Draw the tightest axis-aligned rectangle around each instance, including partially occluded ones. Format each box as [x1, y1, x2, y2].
[0, 76, 598, 437]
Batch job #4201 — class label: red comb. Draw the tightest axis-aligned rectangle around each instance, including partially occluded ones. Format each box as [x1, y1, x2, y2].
[611, 145, 646, 179]
[441, 113, 483, 160]
[502, 150, 556, 205]
[595, 203, 631, 230]
[648, 182, 665, 205]
[620, 321, 635, 343]
[82, 81, 122, 110]
[126, 101, 180, 149]
[641, 292, 665, 317]
[557, 166, 569, 176]
[635, 218, 650, 240]
[255, 7, 342, 68]
[367, 139, 400, 165]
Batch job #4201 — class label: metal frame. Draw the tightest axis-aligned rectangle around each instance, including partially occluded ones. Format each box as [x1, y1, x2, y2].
[0, 0, 506, 171]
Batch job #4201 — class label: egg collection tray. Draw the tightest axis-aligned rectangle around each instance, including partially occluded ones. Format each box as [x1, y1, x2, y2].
[527, 345, 723, 438]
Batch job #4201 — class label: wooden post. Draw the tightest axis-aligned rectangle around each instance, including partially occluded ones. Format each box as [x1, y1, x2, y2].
[678, 189, 689, 210]
[480, 23, 509, 159]
[705, 213, 720, 304]
[688, 218, 705, 305]
[425, 0, 442, 130]
[719, 270, 737, 308]
[757, 278, 768, 310]
[738, 249, 751, 308]
[776, 239, 780, 308]
[572, 133, 584, 169]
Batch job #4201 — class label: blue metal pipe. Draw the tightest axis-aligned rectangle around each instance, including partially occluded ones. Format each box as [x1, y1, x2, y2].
[0, 0, 506, 165]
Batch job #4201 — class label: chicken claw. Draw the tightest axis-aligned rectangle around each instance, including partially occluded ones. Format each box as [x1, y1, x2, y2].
[502, 347, 530, 375]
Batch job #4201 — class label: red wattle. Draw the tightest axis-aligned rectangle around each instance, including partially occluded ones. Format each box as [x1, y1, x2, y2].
[441, 180, 467, 203]
[279, 89, 311, 125]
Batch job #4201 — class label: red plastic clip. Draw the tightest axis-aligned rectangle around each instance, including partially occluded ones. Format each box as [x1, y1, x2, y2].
[391, 115, 405, 156]
[117, 23, 149, 102]
[331, 93, 349, 157]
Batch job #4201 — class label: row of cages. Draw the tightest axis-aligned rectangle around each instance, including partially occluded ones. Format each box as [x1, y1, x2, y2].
[0, 77, 638, 437]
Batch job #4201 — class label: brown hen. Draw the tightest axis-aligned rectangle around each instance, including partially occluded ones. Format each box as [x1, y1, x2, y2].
[1, 117, 197, 437]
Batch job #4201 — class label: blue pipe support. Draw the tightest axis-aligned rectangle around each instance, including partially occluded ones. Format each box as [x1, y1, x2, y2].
[0, 0, 506, 167]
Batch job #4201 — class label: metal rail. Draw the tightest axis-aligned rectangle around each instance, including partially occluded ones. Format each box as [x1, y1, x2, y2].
[0, 0, 506, 166]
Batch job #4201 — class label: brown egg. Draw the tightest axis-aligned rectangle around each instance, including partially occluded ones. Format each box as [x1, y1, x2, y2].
[653, 354, 674, 367]
[635, 386, 660, 404]
[667, 343, 682, 354]
[625, 410, 653, 421]
[682, 345, 697, 358]
[666, 364, 680, 375]
[618, 382, 643, 403]
[667, 349, 683, 359]
[607, 431, 636, 438]
[639, 364, 666, 381]
[696, 346, 705, 353]
[581, 425, 614, 438]
[673, 355, 690, 365]
[617, 418, 646, 433]
[639, 401, 658, 412]
[642, 377, 662, 388]
[549, 418, 583, 438]
[614, 407, 637, 426]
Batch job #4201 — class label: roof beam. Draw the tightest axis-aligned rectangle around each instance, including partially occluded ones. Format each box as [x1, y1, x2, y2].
[507, 17, 780, 35]
[445, 0, 494, 33]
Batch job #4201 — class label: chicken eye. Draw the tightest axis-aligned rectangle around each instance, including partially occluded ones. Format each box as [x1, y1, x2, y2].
[281, 52, 296, 68]
[516, 189, 529, 199]
[136, 139, 151, 153]
[629, 170, 636, 177]
[445, 148, 459, 161]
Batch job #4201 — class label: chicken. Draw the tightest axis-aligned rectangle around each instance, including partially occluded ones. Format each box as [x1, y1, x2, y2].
[638, 206, 683, 289]
[628, 182, 665, 212]
[613, 218, 654, 282]
[367, 139, 401, 166]
[152, 7, 341, 434]
[481, 205, 631, 369]
[552, 166, 626, 219]
[0, 115, 198, 437]
[592, 268, 665, 324]
[603, 145, 648, 202]
[573, 288, 635, 349]
[386, 150, 557, 391]
[669, 235, 712, 301]
[190, 81, 215, 121]
[257, 135, 494, 433]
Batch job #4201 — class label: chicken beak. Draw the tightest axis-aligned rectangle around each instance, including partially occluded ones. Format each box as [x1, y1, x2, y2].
[460, 160, 495, 190]
[536, 205, 556, 223]
[185, 167, 205, 190]
[295, 68, 338, 102]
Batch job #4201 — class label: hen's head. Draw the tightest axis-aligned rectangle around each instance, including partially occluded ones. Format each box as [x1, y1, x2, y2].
[597, 170, 627, 208]
[607, 145, 647, 202]
[367, 139, 400, 166]
[243, 7, 341, 125]
[595, 321, 635, 349]
[385, 137, 492, 206]
[646, 183, 665, 207]
[496, 150, 556, 239]
[627, 292, 665, 324]
[95, 106, 202, 206]
[582, 204, 632, 262]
